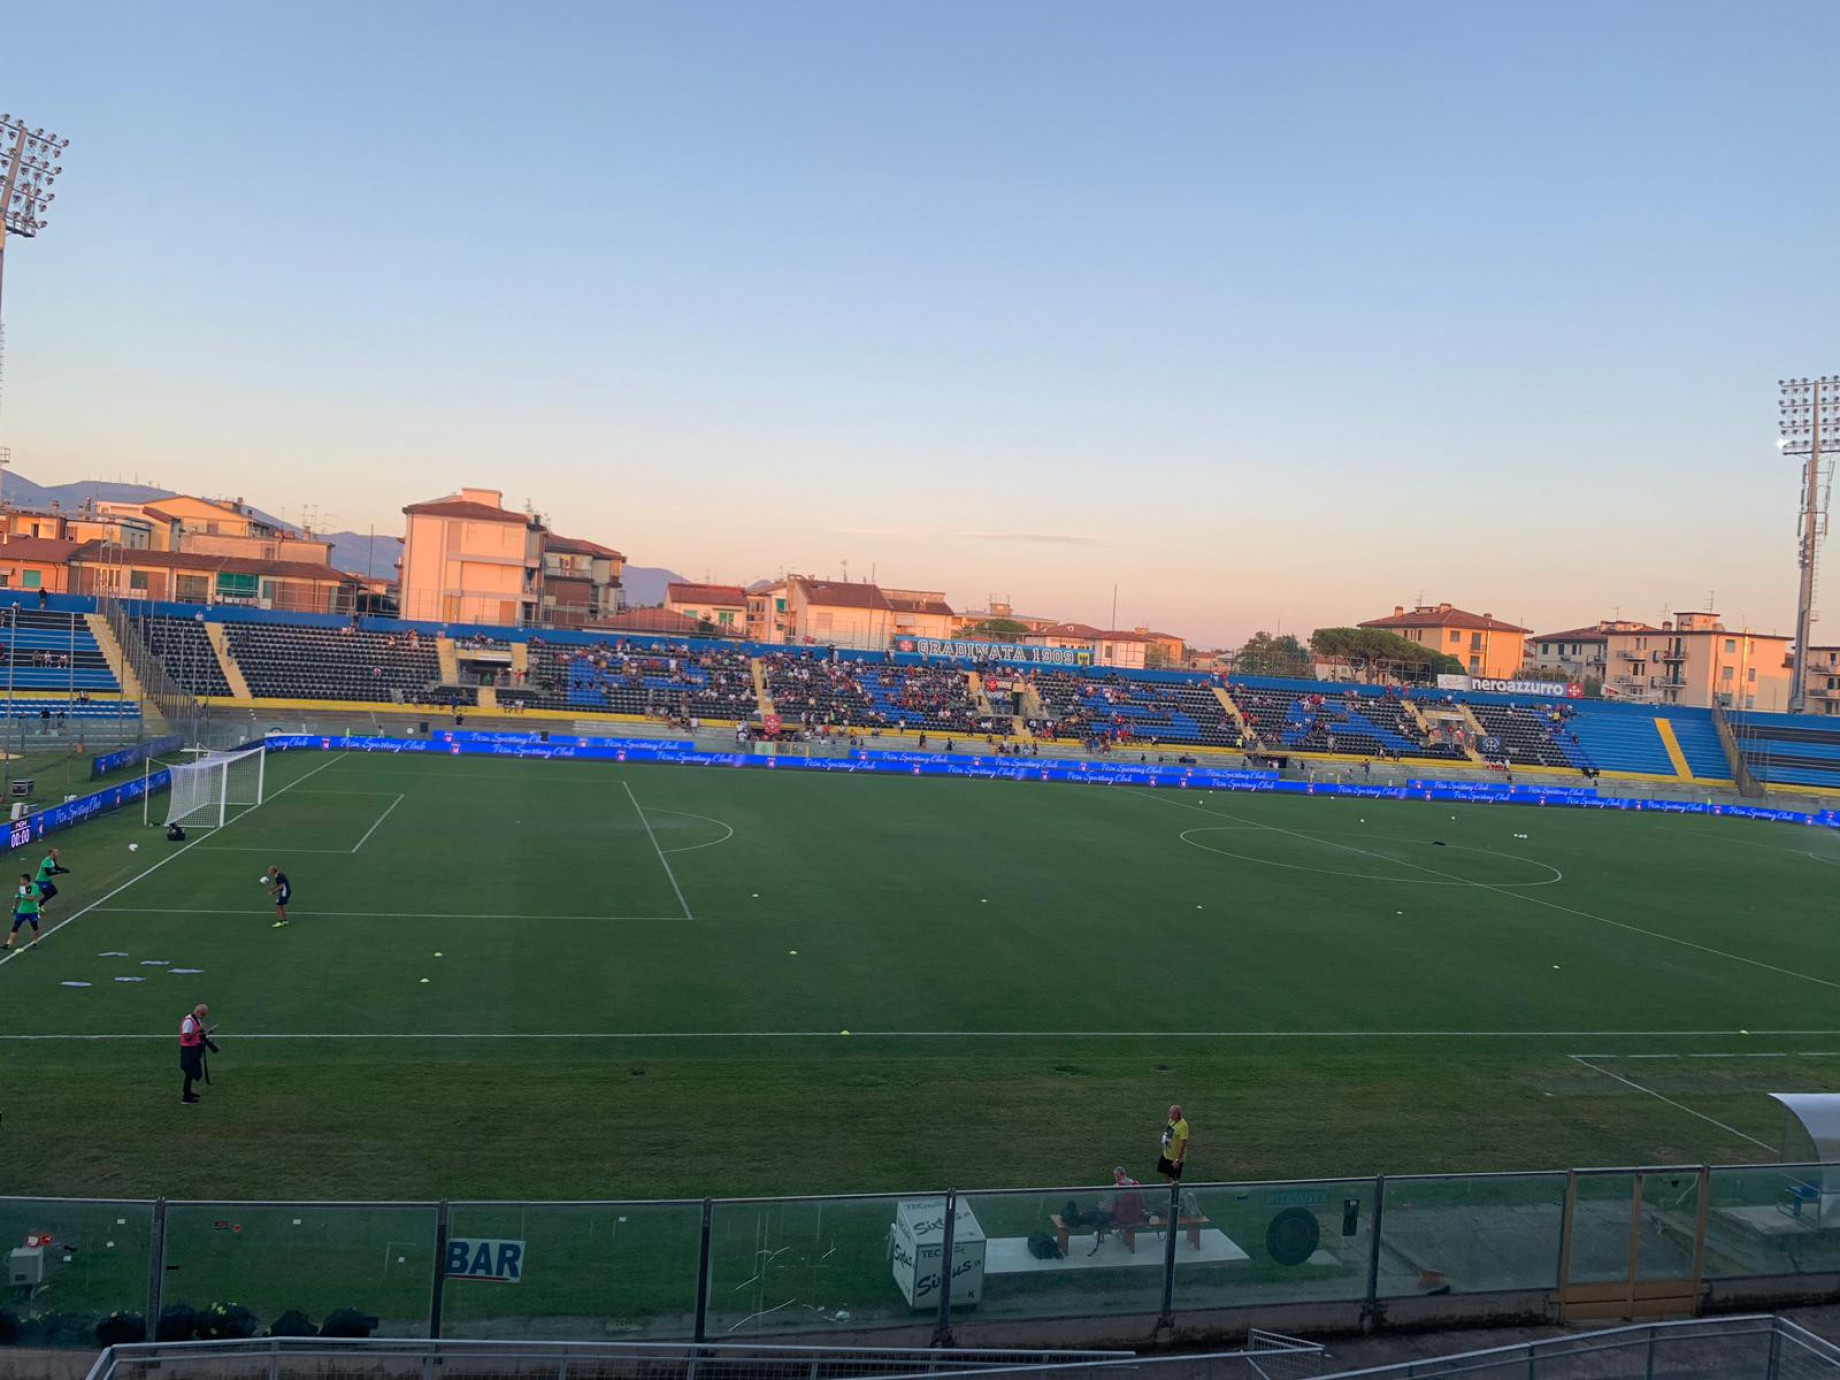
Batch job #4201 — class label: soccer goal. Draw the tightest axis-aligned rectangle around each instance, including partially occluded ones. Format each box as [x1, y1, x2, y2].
[160, 745, 268, 828]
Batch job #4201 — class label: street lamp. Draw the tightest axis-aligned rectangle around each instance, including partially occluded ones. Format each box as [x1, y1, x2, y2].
[1782, 376, 1840, 714]
[0, 113, 70, 381]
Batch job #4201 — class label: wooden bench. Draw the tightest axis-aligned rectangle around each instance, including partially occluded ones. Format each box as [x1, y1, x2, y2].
[1049, 1212, 1212, 1257]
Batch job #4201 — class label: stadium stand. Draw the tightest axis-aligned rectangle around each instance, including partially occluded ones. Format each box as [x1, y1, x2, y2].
[1663, 711, 1734, 780]
[763, 652, 998, 732]
[227, 622, 441, 703]
[1465, 700, 1581, 770]
[1229, 685, 1458, 761]
[525, 639, 757, 719]
[0, 606, 121, 694]
[1563, 706, 1675, 776]
[126, 612, 231, 697]
[1728, 711, 1840, 790]
[1018, 671, 1238, 747]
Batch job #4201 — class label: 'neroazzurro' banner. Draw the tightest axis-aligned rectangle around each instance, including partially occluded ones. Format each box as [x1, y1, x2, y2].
[262, 733, 1840, 831]
[92, 735, 184, 780]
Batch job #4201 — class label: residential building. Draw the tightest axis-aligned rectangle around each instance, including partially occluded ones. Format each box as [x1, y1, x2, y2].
[1599, 611, 1792, 710]
[1524, 620, 1663, 683]
[1134, 627, 1186, 666]
[1027, 622, 1153, 669]
[786, 578, 894, 648]
[884, 588, 956, 640]
[95, 495, 334, 564]
[595, 606, 704, 636]
[0, 536, 79, 593]
[398, 488, 544, 626]
[1359, 603, 1529, 679]
[747, 580, 794, 644]
[1803, 647, 1840, 716]
[542, 535, 624, 629]
[0, 507, 152, 547]
[67, 543, 359, 612]
[665, 582, 749, 636]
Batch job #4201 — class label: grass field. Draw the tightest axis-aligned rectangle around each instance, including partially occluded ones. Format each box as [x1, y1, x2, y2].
[6, 745, 1840, 1212]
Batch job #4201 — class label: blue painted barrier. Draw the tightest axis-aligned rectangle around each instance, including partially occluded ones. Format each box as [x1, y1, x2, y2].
[92, 734, 185, 780]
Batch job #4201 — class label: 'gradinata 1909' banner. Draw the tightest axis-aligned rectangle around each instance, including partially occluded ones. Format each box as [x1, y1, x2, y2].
[896, 637, 1092, 666]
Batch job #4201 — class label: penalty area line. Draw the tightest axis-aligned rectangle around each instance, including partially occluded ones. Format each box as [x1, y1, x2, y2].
[0, 752, 351, 972]
[1568, 1054, 1775, 1152]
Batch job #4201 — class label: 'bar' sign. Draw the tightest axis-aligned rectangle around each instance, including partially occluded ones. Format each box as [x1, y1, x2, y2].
[445, 1237, 524, 1283]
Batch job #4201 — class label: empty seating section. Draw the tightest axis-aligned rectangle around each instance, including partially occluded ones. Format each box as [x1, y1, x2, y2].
[1563, 708, 1674, 776]
[1466, 701, 1582, 770]
[0, 697, 139, 721]
[764, 654, 993, 731]
[130, 614, 231, 697]
[227, 624, 440, 702]
[1728, 712, 1840, 790]
[524, 641, 756, 719]
[1, 608, 120, 693]
[1662, 713, 1734, 780]
[1229, 687, 1459, 761]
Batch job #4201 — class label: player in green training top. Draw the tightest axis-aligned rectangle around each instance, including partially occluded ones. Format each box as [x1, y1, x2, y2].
[6, 873, 41, 950]
[34, 848, 69, 913]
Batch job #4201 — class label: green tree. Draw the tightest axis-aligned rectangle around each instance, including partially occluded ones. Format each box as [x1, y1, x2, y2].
[961, 618, 1032, 643]
[1233, 631, 1312, 678]
[1310, 627, 1462, 680]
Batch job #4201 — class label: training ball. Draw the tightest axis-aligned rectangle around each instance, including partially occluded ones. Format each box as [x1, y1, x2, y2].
[840, 1029, 850, 1035]
[257, 875, 268, 884]
[420, 978, 430, 984]
[128, 843, 139, 852]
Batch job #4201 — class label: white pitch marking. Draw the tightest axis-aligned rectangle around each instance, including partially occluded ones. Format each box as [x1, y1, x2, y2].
[0, 752, 351, 970]
[649, 809, 736, 855]
[350, 794, 406, 853]
[9, 1028, 1840, 1043]
[1568, 1054, 1775, 1152]
[1123, 788, 1840, 993]
[1179, 825, 1563, 887]
[624, 781, 693, 920]
[92, 907, 686, 920]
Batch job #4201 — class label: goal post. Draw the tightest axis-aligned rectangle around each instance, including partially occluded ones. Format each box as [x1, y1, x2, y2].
[161, 745, 267, 828]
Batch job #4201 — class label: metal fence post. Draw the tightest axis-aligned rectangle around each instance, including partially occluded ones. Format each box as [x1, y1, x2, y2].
[932, 1190, 958, 1347]
[146, 1197, 167, 1336]
[1158, 1181, 1181, 1328]
[1364, 1176, 1385, 1331]
[1768, 1320, 1784, 1380]
[427, 1200, 449, 1338]
[693, 1198, 714, 1343]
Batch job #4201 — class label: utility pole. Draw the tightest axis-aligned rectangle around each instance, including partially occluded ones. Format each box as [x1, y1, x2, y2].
[1782, 376, 1839, 713]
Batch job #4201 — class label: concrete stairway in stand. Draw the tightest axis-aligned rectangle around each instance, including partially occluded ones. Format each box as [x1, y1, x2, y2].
[85, 613, 149, 705]
[204, 623, 253, 700]
[751, 658, 775, 717]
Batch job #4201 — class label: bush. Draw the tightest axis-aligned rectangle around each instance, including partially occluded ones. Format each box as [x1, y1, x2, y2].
[17, 1311, 101, 1348]
[156, 1304, 201, 1342]
[318, 1308, 379, 1339]
[198, 1303, 259, 1341]
[267, 1309, 317, 1338]
[95, 1312, 148, 1347]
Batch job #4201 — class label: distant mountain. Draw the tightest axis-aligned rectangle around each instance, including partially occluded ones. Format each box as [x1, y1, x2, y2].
[622, 565, 688, 607]
[1, 474, 174, 509]
[321, 530, 403, 579]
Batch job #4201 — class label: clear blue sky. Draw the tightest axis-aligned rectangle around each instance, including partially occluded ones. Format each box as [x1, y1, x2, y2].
[3, 1, 1835, 644]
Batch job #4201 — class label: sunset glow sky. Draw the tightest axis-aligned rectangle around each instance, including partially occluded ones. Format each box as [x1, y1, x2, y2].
[3, 1, 1836, 645]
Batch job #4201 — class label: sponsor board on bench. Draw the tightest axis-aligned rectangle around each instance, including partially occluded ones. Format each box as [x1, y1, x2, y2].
[445, 1237, 524, 1283]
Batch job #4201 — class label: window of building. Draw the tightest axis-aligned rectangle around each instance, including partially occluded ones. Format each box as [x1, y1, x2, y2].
[129, 570, 150, 592]
[175, 574, 210, 602]
[1748, 667, 1757, 683]
[21, 571, 41, 590]
[1721, 665, 1734, 682]
[1470, 632, 1483, 650]
[215, 572, 259, 599]
[1725, 639, 1737, 653]
[1448, 630, 1460, 644]
[717, 610, 735, 626]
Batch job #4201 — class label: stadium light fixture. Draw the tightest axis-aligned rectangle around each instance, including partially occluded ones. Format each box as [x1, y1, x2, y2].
[0, 112, 71, 361]
[1783, 375, 1840, 713]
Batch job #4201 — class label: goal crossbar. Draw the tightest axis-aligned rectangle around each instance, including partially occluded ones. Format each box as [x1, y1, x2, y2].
[160, 746, 267, 829]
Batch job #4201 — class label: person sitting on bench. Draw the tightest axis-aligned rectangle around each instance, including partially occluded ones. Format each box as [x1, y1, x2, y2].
[1085, 1167, 1148, 1253]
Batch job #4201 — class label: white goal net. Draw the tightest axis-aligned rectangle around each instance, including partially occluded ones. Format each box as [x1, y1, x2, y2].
[163, 746, 267, 828]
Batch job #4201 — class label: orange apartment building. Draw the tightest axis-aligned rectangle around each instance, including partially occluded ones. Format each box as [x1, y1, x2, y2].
[665, 582, 749, 635]
[542, 535, 625, 628]
[1359, 603, 1529, 679]
[67, 543, 358, 611]
[398, 489, 545, 625]
[0, 535, 80, 593]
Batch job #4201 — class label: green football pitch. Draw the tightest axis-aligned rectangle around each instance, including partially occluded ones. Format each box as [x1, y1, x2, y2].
[4, 747, 1840, 1202]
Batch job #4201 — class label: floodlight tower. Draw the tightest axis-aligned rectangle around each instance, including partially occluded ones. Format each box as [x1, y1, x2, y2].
[0, 113, 71, 398]
[1783, 376, 1840, 714]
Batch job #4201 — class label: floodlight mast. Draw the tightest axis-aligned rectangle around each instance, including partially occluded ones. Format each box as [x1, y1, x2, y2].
[1783, 376, 1840, 714]
[0, 113, 70, 365]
